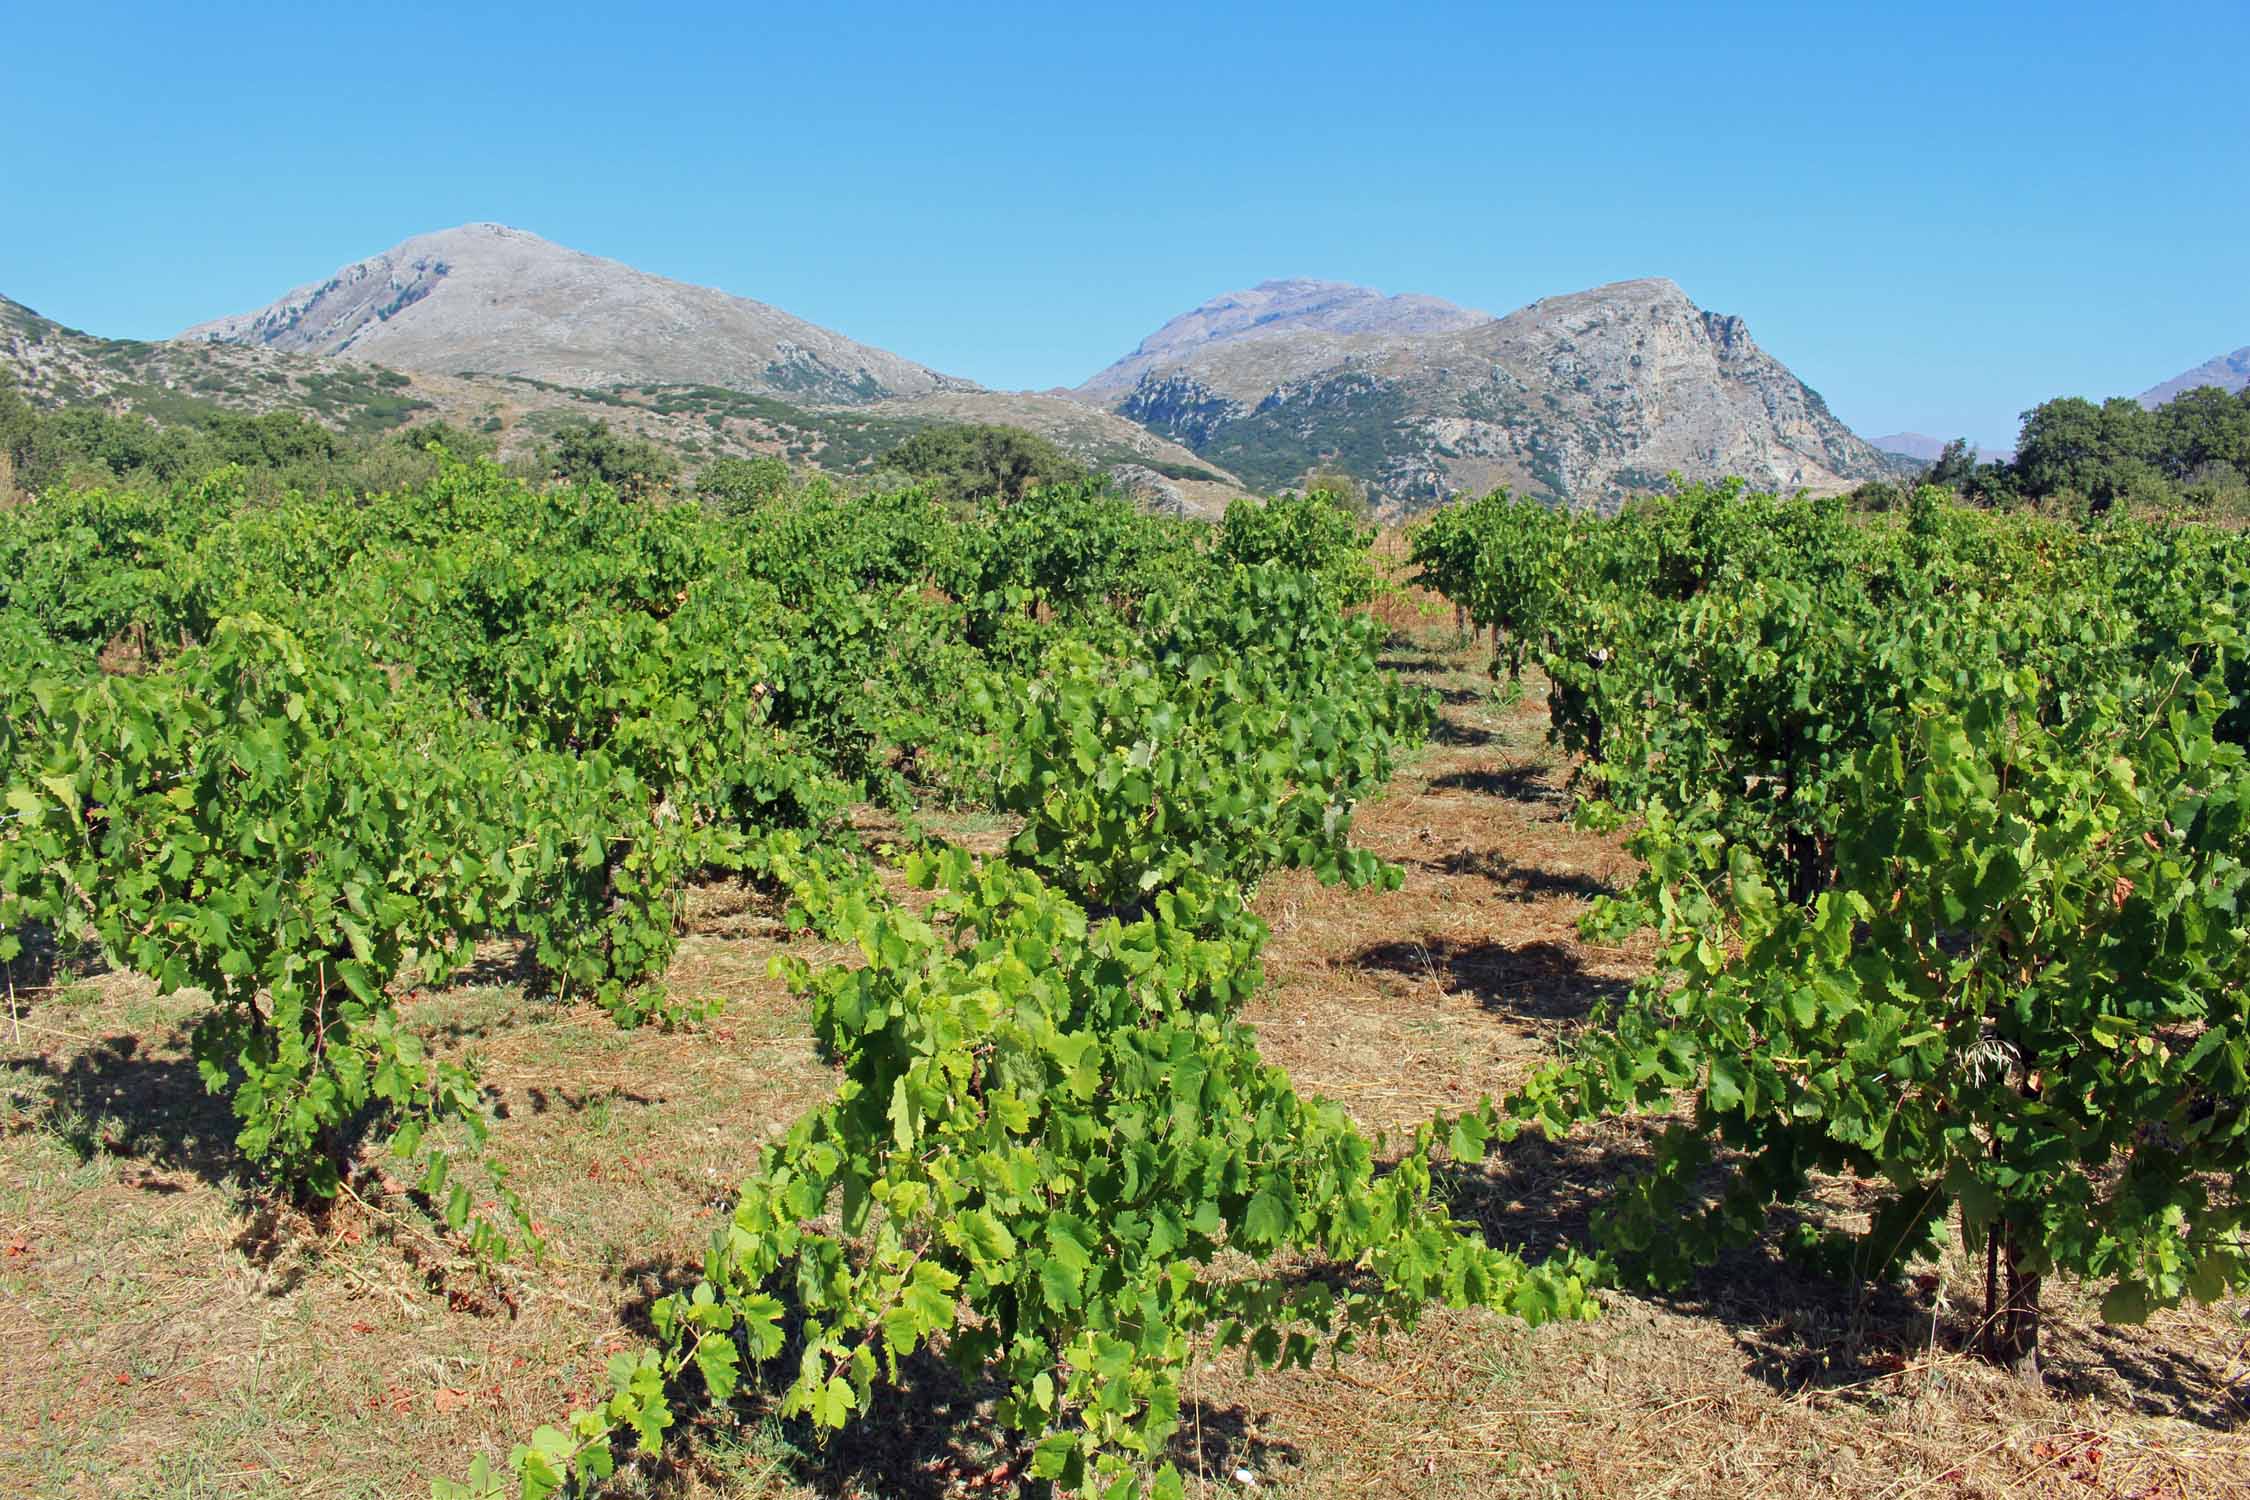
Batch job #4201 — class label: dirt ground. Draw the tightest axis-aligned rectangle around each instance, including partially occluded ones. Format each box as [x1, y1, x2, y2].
[3, 622, 2246, 1499]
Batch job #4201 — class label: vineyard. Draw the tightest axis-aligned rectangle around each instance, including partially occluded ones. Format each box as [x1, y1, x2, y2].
[3, 465, 2248, 1496]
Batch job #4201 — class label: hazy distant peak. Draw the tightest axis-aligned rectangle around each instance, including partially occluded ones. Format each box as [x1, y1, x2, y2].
[1077, 277, 1493, 398]
[1866, 432, 2012, 465]
[1142, 277, 1490, 346]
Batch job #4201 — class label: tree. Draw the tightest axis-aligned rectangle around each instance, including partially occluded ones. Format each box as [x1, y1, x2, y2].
[200, 409, 341, 471]
[696, 454, 792, 515]
[0, 385, 36, 489]
[541, 419, 679, 499]
[2156, 386, 2250, 481]
[397, 420, 495, 460]
[1924, 438, 1978, 493]
[1961, 460, 2019, 508]
[2012, 396, 2162, 513]
[1300, 468, 1375, 521]
[1845, 478, 1909, 512]
[880, 423, 1085, 506]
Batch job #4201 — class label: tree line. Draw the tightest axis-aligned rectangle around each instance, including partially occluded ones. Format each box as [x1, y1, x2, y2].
[2, 372, 1102, 519]
[1868, 382, 2250, 517]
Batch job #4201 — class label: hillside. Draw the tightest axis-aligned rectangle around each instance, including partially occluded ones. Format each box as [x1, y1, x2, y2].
[5, 293, 1244, 510]
[183, 223, 973, 405]
[854, 388, 1240, 512]
[3, 293, 435, 436]
[1075, 276, 1904, 511]
[2139, 345, 2250, 407]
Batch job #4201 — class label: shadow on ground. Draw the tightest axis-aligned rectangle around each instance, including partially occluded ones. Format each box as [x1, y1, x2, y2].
[2055, 1318, 2250, 1429]
[1428, 763, 1568, 807]
[1440, 1126, 2250, 1433]
[627, 1273, 1025, 1499]
[5, 1032, 240, 1187]
[1428, 717, 1499, 748]
[609, 1247, 1303, 1498]
[626, 1135, 2245, 1498]
[1413, 848, 1615, 901]
[443, 938, 544, 991]
[3, 921, 113, 993]
[503, 1082, 662, 1119]
[1352, 936, 1626, 1023]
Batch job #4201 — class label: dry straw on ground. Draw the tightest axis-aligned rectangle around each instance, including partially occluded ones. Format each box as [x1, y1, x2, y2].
[2, 610, 2244, 1498]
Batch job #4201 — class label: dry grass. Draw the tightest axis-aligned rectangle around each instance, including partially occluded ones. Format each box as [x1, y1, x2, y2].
[1204, 638, 2250, 1500]
[3, 623, 2247, 1498]
[0, 893, 849, 1500]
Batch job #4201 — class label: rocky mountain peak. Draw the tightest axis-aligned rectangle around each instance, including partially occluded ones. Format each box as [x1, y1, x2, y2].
[1078, 273, 1898, 513]
[182, 223, 973, 406]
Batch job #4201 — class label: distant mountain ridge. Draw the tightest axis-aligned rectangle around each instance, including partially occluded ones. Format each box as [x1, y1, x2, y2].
[23, 224, 1934, 515]
[1076, 278, 1493, 401]
[1868, 432, 2012, 465]
[184, 223, 975, 406]
[1074, 275, 1904, 511]
[2140, 346, 2250, 408]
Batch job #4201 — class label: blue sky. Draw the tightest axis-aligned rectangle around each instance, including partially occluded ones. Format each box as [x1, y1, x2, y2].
[2, 1, 2244, 447]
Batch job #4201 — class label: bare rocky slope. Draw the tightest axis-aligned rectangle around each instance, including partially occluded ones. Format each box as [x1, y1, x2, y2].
[1074, 275, 1905, 512]
[2139, 346, 2250, 407]
[182, 223, 974, 406]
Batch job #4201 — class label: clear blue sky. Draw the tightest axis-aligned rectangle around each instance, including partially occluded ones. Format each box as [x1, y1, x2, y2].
[3, 1, 2244, 447]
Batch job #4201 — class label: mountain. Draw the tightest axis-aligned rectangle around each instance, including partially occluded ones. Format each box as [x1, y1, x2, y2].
[2139, 346, 2250, 408]
[1868, 432, 2012, 465]
[4, 292, 438, 435]
[5, 293, 1245, 513]
[183, 223, 973, 406]
[1076, 279, 1493, 402]
[26, 232, 1923, 516]
[1074, 276, 1904, 512]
